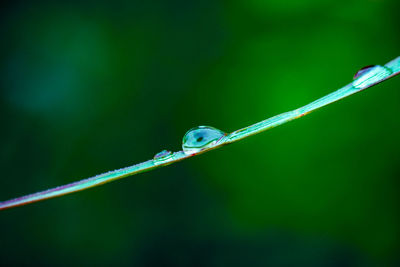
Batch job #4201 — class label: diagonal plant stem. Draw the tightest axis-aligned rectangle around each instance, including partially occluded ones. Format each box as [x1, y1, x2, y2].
[1, 57, 399, 210]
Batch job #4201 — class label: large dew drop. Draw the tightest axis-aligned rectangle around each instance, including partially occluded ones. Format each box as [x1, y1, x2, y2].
[182, 126, 226, 155]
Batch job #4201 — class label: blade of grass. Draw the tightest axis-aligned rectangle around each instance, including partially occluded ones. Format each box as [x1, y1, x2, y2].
[1, 57, 399, 210]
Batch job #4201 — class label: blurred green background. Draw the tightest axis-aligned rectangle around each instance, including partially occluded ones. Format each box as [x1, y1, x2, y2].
[1, 0, 399, 266]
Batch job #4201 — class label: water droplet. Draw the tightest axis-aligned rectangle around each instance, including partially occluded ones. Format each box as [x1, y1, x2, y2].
[182, 126, 226, 154]
[353, 65, 375, 80]
[153, 149, 173, 163]
[352, 65, 392, 89]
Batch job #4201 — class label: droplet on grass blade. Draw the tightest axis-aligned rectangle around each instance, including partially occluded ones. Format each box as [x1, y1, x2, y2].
[352, 65, 392, 89]
[353, 65, 375, 80]
[153, 149, 173, 163]
[182, 126, 226, 155]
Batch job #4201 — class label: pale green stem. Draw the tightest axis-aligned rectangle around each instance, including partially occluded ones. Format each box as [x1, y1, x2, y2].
[1, 57, 399, 210]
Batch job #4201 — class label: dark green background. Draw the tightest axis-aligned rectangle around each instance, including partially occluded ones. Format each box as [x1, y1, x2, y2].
[1, 0, 399, 266]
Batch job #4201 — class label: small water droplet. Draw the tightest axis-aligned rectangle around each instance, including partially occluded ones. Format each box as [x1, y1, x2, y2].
[352, 65, 392, 89]
[153, 149, 173, 163]
[353, 65, 375, 80]
[182, 126, 226, 155]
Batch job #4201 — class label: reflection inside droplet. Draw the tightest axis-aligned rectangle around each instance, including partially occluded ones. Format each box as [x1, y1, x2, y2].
[182, 126, 226, 154]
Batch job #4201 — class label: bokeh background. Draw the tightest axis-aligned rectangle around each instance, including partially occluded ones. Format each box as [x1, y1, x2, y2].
[1, 0, 399, 266]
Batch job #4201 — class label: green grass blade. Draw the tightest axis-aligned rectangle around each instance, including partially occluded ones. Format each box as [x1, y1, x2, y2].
[1, 57, 399, 210]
